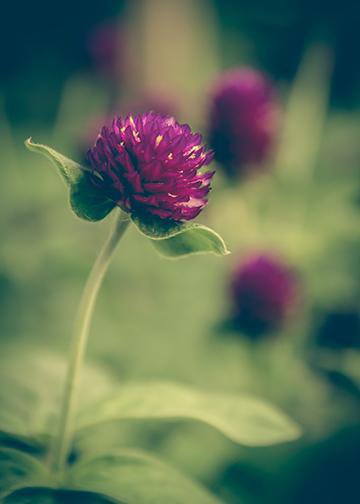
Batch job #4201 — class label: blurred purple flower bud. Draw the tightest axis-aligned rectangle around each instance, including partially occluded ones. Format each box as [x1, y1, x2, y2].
[230, 253, 298, 337]
[87, 112, 215, 221]
[208, 68, 279, 177]
[123, 90, 178, 118]
[88, 21, 124, 80]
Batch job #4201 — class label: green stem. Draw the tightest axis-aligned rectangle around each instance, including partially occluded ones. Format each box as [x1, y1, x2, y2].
[52, 210, 130, 476]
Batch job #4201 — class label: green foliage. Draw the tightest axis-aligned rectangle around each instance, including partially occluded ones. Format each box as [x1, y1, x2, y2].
[0, 349, 299, 447]
[4, 488, 120, 503]
[0, 444, 221, 503]
[0, 448, 51, 499]
[0, 351, 114, 440]
[24, 139, 115, 221]
[0, 352, 299, 446]
[132, 216, 230, 258]
[0, 351, 300, 502]
[1, 450, 221, 504]
[68, 450, 221, 504]
[78, 382, 300, 446]
[0, 443, 222, 503]
[313, 349, 360, 390]
[24, 139, 82, 186]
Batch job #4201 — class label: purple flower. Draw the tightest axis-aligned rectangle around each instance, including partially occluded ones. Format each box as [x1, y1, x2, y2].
[230, 254, 298, 337]
[208, 68, 279, 177]
[87, 112, 215, 221]
[88, 21, 124, 80]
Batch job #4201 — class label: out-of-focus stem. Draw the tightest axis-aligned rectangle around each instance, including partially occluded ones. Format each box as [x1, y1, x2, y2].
[52, 210, 129, 476]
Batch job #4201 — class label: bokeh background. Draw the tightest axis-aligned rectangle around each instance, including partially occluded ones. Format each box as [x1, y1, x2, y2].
[1, 1, 360, 502]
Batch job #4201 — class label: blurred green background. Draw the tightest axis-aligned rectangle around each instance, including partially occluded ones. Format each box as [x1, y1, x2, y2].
[1, 1, 360, 502]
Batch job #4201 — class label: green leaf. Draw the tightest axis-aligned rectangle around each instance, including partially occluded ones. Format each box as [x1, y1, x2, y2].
[4, 488, 120, 504]
[0, 448, 50, 499]
[24, 139, 115, 221]
[132, 216, 230, 258]
[25, 138, 82, 185]
[69, 172, 117, 222]
[0, 432, 44, 457]
[0, 349, 114, 440]
[314, 349, 360, 390]
[77, 382, 301, 446]
[68, 450, 221, 504]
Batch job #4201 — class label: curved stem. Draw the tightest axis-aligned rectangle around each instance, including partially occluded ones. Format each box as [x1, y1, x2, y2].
[52, 210, 130, 475]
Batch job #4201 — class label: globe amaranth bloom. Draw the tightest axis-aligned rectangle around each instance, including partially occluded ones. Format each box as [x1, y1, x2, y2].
[87, 112, 215, 221]
[208, 68, 279, 177]
[230, 254, 298, 337]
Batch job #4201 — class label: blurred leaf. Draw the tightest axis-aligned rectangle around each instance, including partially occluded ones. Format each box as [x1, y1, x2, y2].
[69, 449, 221, 504]
[315, 350, 360, 391]
[132, 216, 230, 258]
[276, 43, 333, 180]
[77, 382, 301, 446]
[341, 351, 360, 388]
[0, 350, 114, 440]
[24, 139, 115, 221]
[0, 448, 50, 499]
[0, 432, 44, 458]
[0, 369, 49, 439]
[4, 488, 120, 504]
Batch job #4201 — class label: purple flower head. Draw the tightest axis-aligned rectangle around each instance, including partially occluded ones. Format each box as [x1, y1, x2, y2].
[230, 254, 298, 337]
[88, 21, 124, 80]
[208, 68, 279, 177]
[87, 112, 215, 221]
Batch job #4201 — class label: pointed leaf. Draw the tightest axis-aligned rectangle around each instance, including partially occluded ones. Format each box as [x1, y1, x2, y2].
[77, 382, 301, 446]
[132, 216, 230, 258]
[69, 450, 221, 504]
[24, 139, 115, 221]
[0, 448, 50, 499]
[25, 138, 83, 185]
